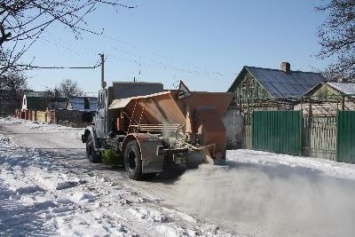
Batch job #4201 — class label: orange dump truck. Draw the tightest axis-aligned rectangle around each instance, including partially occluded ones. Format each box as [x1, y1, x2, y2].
[82, 81, 233, 180]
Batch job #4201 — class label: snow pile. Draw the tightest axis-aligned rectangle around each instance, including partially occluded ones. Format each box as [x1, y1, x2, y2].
[227, 149, 355, 181]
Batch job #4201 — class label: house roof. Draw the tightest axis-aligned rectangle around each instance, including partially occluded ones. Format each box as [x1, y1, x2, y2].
[327, 82, 355, 95]
[24, 91, 48, 97]
[228, 66, 327, 98]
[67, 96, 98, 111]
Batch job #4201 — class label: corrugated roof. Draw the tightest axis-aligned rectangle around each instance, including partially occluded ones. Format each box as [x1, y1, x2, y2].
[246, 66, 326, 98]
[328, 82, 355, 95]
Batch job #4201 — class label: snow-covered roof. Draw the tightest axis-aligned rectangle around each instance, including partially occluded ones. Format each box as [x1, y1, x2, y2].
[328, 82, 355, 95]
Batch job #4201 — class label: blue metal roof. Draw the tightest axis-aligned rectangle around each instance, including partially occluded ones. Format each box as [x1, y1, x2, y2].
[246, 66, 327, 98]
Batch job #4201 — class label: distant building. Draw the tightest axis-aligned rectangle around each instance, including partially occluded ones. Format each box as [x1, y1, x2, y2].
[66, 96, 98, 112]
[21, 91, 48, 111]
[21, 91, 67, 111]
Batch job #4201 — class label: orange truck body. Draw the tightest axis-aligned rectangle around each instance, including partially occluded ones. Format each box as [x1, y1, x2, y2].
[109, 90, 234, 160]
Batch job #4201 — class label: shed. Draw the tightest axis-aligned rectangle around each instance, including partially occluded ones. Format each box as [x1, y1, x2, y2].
[22, 91, 48, 111]
[322, 82, 355, 96]
[297, 82, 355, 116]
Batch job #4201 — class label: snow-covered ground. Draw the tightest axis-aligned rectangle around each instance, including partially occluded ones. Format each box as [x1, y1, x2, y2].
[1, 117, 355, 237]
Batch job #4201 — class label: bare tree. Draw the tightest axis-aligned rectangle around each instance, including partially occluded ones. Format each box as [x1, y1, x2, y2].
[0, 0, 134, 75]
[0, 70, 28, 115]
[58, 79, 83, 98]
[0, 70, 27, 91]
[45, 87, 61, 101]
[316, 0, 355, 81]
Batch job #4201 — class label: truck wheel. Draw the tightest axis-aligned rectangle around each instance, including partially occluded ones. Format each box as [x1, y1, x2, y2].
[124, 140, 143, 180]
[86, 134, 100, 163]
[186, 152, 205, 169]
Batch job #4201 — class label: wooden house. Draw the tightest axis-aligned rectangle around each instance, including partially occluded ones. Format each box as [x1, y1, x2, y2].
[227, 62, 327, 113]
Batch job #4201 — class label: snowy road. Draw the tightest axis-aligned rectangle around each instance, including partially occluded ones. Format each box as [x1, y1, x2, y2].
[1, 118, 355, 236]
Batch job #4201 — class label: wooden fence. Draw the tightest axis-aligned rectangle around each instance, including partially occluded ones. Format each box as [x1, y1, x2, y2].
[302, 117, 337, 160]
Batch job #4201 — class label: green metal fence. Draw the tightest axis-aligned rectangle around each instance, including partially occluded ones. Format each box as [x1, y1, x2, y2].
[337, 111, 355, 163]
[252, 111, 302, 156]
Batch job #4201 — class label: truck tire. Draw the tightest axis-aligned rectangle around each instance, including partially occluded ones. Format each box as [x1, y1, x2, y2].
[86, 134, 100, 163]
[186, 152, 205, 169]
[124, 140, 143, 180]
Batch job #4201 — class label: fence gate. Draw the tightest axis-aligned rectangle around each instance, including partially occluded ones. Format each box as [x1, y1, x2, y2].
[252, 111, 302, 156]
[302, 117, 337, 160]
[337, 111, 355, 163]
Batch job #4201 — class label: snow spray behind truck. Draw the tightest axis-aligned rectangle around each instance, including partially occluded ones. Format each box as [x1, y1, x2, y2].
[81, 81, 233, 180]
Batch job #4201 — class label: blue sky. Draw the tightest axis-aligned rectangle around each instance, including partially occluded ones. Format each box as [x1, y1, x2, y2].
[22, 0, 329, 94]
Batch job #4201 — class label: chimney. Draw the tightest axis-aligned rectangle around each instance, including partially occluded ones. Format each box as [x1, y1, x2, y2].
[281, 62, 291, 74]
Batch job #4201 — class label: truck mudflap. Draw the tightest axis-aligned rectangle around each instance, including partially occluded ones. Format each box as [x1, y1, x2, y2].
[140, 140, 165, 173]
[126, 133, 165, 174]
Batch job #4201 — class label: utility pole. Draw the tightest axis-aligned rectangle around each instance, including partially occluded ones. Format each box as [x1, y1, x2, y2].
[100, 53, 106, 89]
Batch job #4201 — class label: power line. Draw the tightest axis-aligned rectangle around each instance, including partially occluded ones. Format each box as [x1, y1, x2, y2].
[29, 65, 100, 69]
[25, 57, 102, 70]
[40, 30, 233, 80]
[101, 33, 231, 78]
